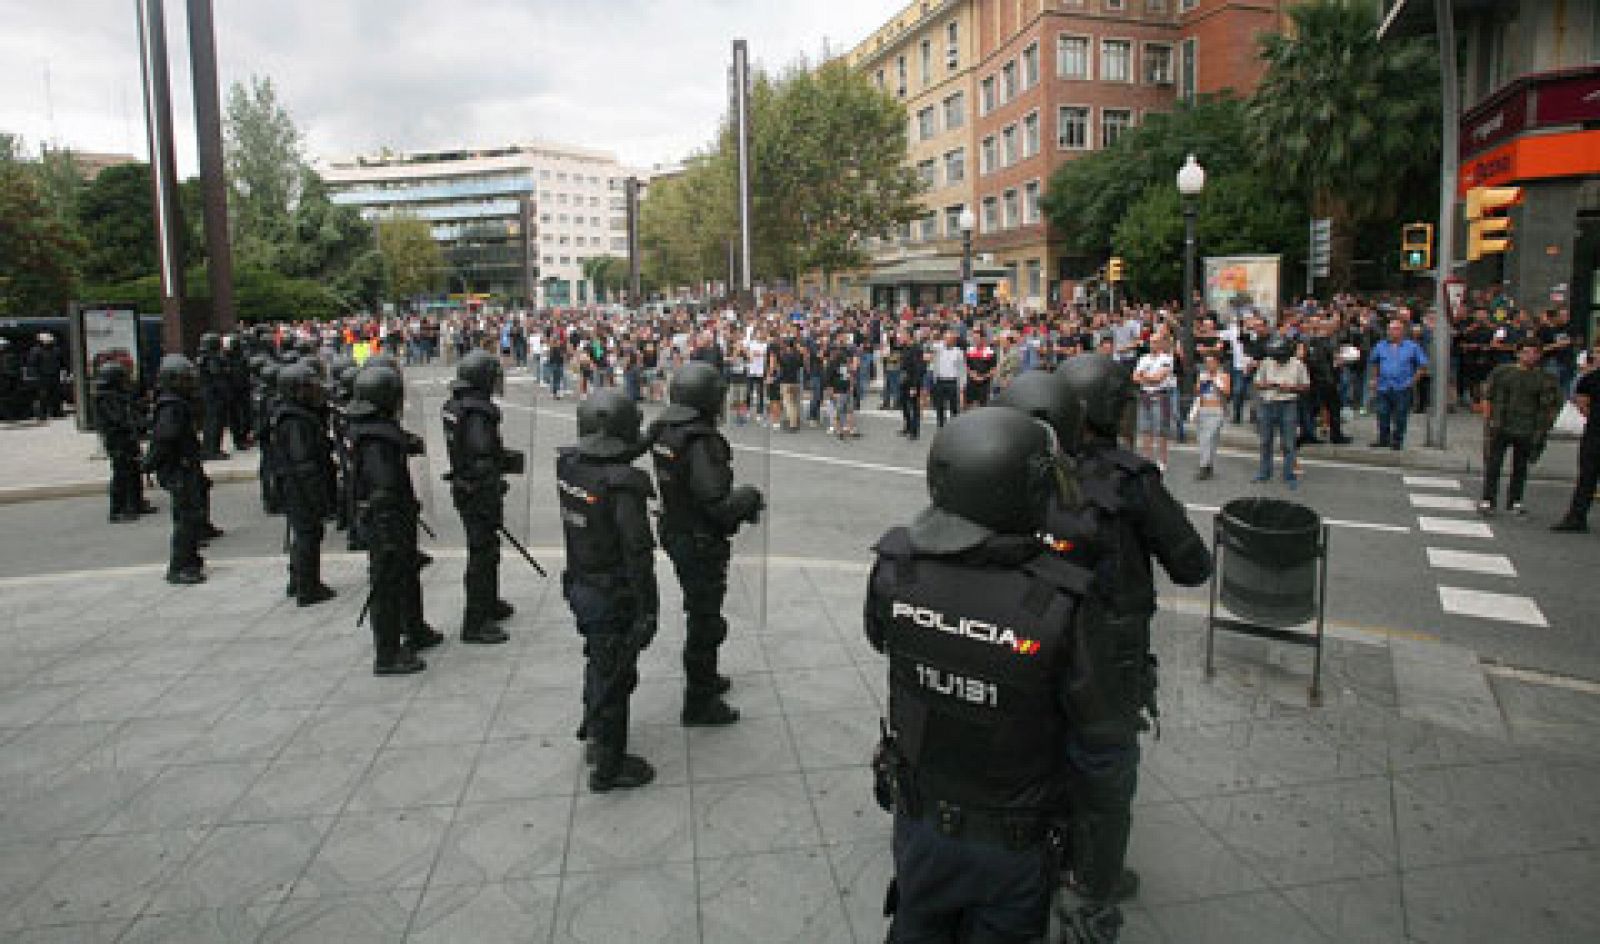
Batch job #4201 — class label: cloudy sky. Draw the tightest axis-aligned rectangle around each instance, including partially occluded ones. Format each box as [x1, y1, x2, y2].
[1, 0, 903, 173]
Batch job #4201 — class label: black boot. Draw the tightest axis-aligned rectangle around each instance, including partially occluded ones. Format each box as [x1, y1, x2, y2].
[166, 567, 206, 586]
[1059, 902, 1124, 944]
[407, 623, 445, 651]
[461, 621, 510, 645]
[374, 648, 426, 676]
[681, 693, 740, 726]
[298, 584, 336, 607]
[1551, 517, 1589, 533]
[493, 599, 516, 620]
[590, 752, 655, 792]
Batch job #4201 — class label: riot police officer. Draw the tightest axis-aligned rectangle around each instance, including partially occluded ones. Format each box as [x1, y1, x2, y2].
[348, 364, 443, 675]
[559, 390, 660, 791]
[224, 333, 254, 450]
[143, 355, 208, 585]
[331, 360, 365, 551]
[256, 360, 284, 514]
[26, 333, 67, 421]
[443, 349, 524, 644]
[197, 332, 232, 459]
[1052, 353, 1211, 931]
[95, 361, 151, 522]
[276, 363, 338, 606]
[650, 362, 763, 726]
[866, 407, 1109, 944]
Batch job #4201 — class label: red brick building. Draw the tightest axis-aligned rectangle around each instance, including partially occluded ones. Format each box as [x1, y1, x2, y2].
[968, 0, 1289, 307]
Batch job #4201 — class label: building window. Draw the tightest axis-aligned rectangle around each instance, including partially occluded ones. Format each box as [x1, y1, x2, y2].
[1026, 259, 1042, 298]
[1022, 111, 1040, 158]
[1001, 125, 1018, 167]
[1002, 189, 1019, 229]
[981, 76, 997, 114]
[1022, 42, 1039, 89]
[917, 106, 938, 141]
[945, 204, 965, 236]
[1179, 38, 1197, 102]
[1146, 0, 1166, 11]
[540, 213, 552, 223]
[943, 91, 965, 130]
[1144, 43, 1173, 84]
[947, 21, 960, 69]
[1101, 108, 1133, 148]
[557, 193, 568, 206]
[944, 148, 966, 184]
[920, 39, 933, 86]
[557, 172, 568, 182]
[1058, 35, 1089, 79]
[981, 135, 998, 174]
[558, 214, 570, 223]
[591, 216, 601, 227]
[1024, 180, 1041, 224]
[540, 169, 551, 180]
[875, 69, 885, 91]
[916, 158, 938, 189]
[1106, 0, 1125, 9]
[1101, 40, 1132, 83]
[1058, 106, 1090, 149]
[981, 196, 999, 233]
[1001, 61, 1018, 102]
[1181, 0, 1197, 10]
[919, 213, 938, 242]
[543, 255, 554, 265]
[896, 55, 907, 96]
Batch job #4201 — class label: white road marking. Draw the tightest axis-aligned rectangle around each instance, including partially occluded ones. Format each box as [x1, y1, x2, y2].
[1408, 493, 1480, 512]
[1439, 586, 1549, 627]
[1404, 475, 1461, 490]
[1418, 516, 1494, 538]
[1426, 547, 1517, 577]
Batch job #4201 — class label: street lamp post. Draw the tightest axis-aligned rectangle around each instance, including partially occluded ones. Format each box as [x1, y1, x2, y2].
[958, 207, 976, 307]
[1177, 153, 1206, 393]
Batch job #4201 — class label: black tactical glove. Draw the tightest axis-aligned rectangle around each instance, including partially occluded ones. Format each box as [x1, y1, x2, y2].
[499, 448, 526, 475]
[405, 433, 426, 456]
[729, 484, 764, 524]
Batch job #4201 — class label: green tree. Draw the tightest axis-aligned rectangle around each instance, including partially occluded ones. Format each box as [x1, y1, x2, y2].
[33, 145, 84, 229]
[1111, 172, 1306, 301]
[1043, 94, 1256, 260]
[377, 214, 443, 299]
[78, 162, 159, 284]
[581, 254, 630, 301]
[284, 169, 379, 308]
[0, 158, 84, 316]
[225, 75, 304, 270]
[639, 153, 737, 292]
[1248, 0, 1439, 288]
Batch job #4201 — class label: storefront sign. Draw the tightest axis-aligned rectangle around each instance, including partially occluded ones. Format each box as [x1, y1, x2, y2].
[1534, 72, 1600, 125]
[1457, 129, 1600, 196]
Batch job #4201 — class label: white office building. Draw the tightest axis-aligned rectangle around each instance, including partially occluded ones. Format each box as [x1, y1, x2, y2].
[321, 142, 640, 306]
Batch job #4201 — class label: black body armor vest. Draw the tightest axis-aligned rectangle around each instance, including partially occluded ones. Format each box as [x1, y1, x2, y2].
[557, 448, 653, 576]
[651, 419, 725, 535]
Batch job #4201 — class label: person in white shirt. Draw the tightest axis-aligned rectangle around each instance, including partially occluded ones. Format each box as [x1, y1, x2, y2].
[1133, 335, 1177, 469]
[744, 330, 769, 425]
[1193, 353, 1232, 480]
[929, 329, 966, 428]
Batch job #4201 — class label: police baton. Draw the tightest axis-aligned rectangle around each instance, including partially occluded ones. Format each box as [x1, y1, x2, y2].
[497, 525, 548, 577]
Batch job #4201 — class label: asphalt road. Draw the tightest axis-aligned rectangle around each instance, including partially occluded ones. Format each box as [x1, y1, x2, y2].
[2, 365, 1592, 681]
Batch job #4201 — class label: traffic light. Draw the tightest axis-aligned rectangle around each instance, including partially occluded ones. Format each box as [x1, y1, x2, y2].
[1465, 186, 1521, 261]
[1107, 257, 1125, 282]
[1401, 222, 1433, 272]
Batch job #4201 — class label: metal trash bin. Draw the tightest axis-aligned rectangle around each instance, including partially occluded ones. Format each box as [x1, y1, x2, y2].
[1206, 498, 1330, 704]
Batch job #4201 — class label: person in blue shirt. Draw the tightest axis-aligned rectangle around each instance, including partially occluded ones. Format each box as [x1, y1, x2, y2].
[1367, 317, 1429, 449]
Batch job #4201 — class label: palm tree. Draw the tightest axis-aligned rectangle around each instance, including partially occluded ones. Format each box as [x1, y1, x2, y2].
[1248, 0, 1438, 289]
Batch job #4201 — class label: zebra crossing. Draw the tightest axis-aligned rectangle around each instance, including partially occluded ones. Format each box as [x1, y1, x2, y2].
[1405, 474, 1550, 628]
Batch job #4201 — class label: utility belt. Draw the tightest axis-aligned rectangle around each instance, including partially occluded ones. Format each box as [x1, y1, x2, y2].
[872, 720, 1050, 851]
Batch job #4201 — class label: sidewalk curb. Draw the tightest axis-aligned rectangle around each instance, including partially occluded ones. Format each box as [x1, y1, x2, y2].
[0, 466, 258, 506]
[1215, 428, 1574, 482]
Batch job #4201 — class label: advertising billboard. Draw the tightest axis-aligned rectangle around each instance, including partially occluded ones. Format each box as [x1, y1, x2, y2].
[1204, 255, 1282, 324]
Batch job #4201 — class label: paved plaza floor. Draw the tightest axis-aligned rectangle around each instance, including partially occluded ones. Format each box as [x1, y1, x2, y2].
[1, 544, 1598, 943]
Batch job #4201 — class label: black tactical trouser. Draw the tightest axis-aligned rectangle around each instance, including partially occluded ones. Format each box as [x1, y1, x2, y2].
[161, 467, 205, 575]
[1065, 734, 1140, 904]
[202, 390, 229, 453]
[369, 543, 421, 662]
[259, 449, 282, 514]
[228, 391, 252, 447]
[453, 487, 502, 630]
[286, 509, 326, 599]
[107, 448, 143, 516]
[36, 379, 63, 419]
[565, 573, 640, 765]
[661, 530, 730, 700]
[889, 815, 1053, 944]
[1563, 430, 1599, 524]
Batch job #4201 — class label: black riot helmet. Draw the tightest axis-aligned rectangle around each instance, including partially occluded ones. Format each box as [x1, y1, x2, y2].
[260, 361, 281, 392]
[351, 363, 404, 420]
[277, 361, 324, 408]
[1058, 353, 1134, 440]
[454, 349, 501, 396]
[198, 332, 221, 354]
[329, 355, 356, 399]
[296, 337, 319, 358]
[667, 361, 728, 420]
[576, 389, 643, 460]
[248, 354, 269, 378]
[95, 360, 130, 392]
[994, 370, 1084, 455]
[1265, 337, 1293, 364]
[157, 354, 199, 395]
[366, 352, 400, 375]
[912, 407, 1056, 550]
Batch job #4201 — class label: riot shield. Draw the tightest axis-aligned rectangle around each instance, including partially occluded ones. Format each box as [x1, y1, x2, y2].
[501, 353, 536, 555]
[405, 371, 448, 548]
[726, 365, 770, 640]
